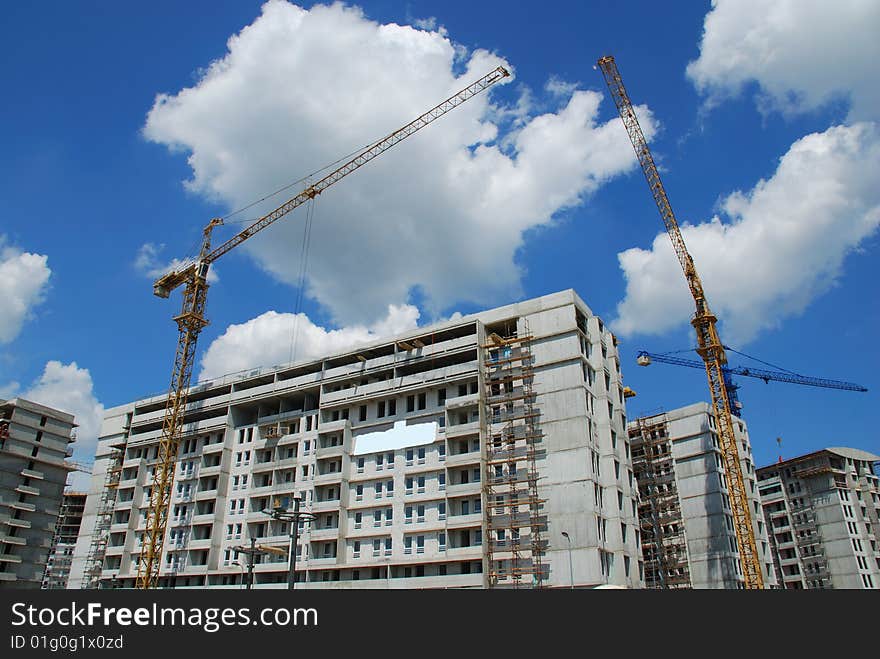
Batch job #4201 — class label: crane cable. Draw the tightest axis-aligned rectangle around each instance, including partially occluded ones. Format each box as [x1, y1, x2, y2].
[288, 193, 317, 365]
[219, 132, 399, 225]
[723, 346, 801, 376]
[656, 346, 801, 376]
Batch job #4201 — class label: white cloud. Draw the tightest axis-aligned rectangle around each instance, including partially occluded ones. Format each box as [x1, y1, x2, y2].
[545, 76, 579, 99]
[0, 381, 20, 399]
[0, 236, 51, 343]
[134, 242, 219, 283]
[143, 0, 653, 325]
[199, 303, 420, 380]
[412, 16, 438, 32]
[613, 122, 880, 344]
[21, 361, 105, 464]
[687, 0, 880, 121]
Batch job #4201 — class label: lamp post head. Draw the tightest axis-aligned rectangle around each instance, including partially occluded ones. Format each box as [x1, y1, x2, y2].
[561, 531, 570, 539]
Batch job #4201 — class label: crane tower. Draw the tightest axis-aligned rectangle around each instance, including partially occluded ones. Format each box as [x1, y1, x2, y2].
[597, 55, 764, 588]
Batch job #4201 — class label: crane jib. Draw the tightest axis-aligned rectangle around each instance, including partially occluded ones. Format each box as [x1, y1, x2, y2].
[205, 66, 509, 265]
[136, 65, 509, 588]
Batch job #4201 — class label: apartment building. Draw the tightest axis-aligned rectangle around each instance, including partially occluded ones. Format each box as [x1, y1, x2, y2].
[69, 289, 644, 589]
[628, 403, 777, 589]
[42, 491, 87, 589]
[0, 397, 77, 588]
[757, 447, 880, 589]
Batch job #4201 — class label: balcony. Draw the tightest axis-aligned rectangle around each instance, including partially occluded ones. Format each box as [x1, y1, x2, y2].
[445, 392, 480, 410]
[316, 445, 345, 459]
[199, 464, 222, 477]
[20, 468, 44, 480]
[445, 421, 480, 438]
[447, 513, 483, 529]
[309, 527, 340, 541]
[0, 534, 26, 546]
[444, 545, 482, 559]
[4, 518, 30, 529]
[445, 481, 480, 497]
[446, 451, 480, 468]
[311, 500, 341, 513]
[317, 419, 349, 435]
[15, 485, 40, 497]
[313, 471, 344, 486]
[248, 484, 278, 498]
[307, 555, 339, 567]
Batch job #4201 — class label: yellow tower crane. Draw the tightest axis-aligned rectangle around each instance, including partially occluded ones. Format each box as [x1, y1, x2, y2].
[597, 55, 764, 589]
[136, 66, 510, 589]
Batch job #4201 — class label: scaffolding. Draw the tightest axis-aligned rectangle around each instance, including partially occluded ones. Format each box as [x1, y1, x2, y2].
[630, 415, 692, 589]
[482, 319, 548, 588]
[42, 493, 86, 589]
[82, 446, 124, 588]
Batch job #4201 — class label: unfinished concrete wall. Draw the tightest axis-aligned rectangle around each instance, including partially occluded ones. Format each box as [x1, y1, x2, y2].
[70, 290, 644, 589]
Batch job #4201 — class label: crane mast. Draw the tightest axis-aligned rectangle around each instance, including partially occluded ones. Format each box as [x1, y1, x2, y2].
[136, 66, 510, 588]
[597, 55, 764, 589]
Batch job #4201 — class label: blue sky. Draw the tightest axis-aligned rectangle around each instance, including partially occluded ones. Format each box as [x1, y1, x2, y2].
[1, 0, 877, 479]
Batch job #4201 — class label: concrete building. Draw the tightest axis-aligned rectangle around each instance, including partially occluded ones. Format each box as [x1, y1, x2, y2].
[42, 491, 87, 589]
[757, 447, 880, 589]
[628, 403, 776, 589]
[0, 398, 77, 588]
[70, 290, 643, 589]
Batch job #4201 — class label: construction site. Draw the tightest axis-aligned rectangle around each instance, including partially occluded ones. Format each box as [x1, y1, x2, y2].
[2, 46, 877, 591]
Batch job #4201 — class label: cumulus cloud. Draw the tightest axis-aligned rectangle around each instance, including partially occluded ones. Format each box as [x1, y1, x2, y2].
[545, 76, 579, 99]
[199, 303, 420, 379]
[143, 0, 653, 325]
[0, 236, 51, 343]
[613, 122, 880, 344]
[411, 16, 438, 32]
[20, 361, 104, 463]
[0, 381, 20, 399]
[134, 242, 218, 283]
[687, 0, 880, 121]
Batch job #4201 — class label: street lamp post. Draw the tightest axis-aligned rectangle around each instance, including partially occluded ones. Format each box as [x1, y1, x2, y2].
[561, 532, 574, 589]
[232, 560, 246, 589]
[263, 497, 316, 590]
[247, 537, 256, 589]
[232, 538, 259, 590]
[287, 499, 300, 590]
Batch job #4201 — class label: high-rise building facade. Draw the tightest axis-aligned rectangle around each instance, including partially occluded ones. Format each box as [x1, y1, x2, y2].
[757, 447, 880, 589]
[70, 290, 644, 589]
[628, 403, 777, 589]
[0, 397, 76, 588]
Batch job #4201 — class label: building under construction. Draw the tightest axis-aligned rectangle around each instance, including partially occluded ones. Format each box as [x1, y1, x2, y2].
[69, 290, 644, 589]
[757, 447, 880, 589]
[0, 398, 77, 589]
[628, 403, 777, 589]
